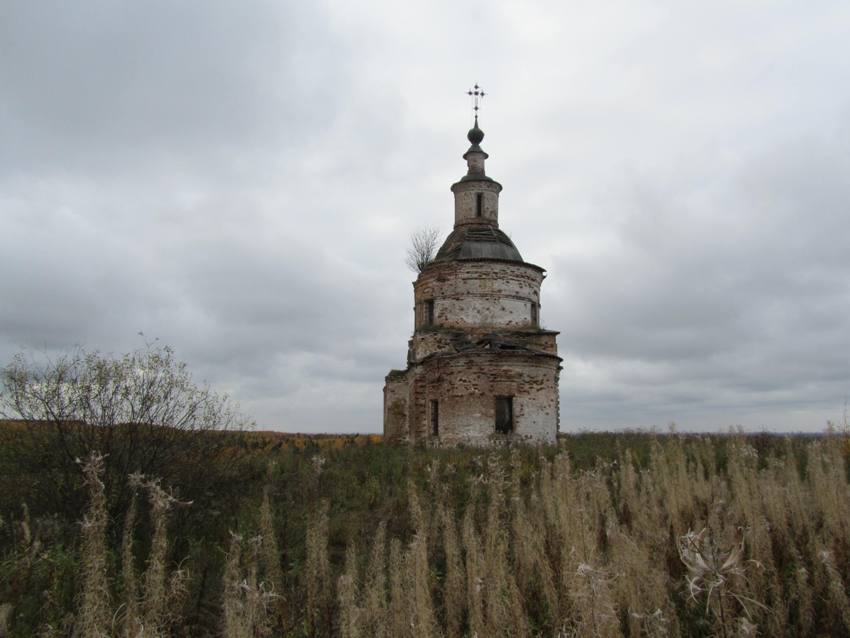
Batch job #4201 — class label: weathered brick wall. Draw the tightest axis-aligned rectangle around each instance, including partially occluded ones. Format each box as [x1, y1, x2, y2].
[511, 331, 559, 355]
[383, 371, 410, 443]
[406, 352, 560, 446]
[408, 328, 558, 362]
[414, 260, 545, 332]
[408, 331, 457, 362]
[451, 179, 502, 227]
[384, 152, 562, 445]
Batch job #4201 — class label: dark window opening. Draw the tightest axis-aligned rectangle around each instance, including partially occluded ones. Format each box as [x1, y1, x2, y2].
[531, 302, 538, 326]
[425, 299, 435, 326]
[495, 396, 514, 434]
[430, 400, 439, 437]
[475, 192, 483, 217]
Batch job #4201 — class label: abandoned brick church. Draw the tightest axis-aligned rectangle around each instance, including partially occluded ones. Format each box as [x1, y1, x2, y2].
[383, 100, 561, 445]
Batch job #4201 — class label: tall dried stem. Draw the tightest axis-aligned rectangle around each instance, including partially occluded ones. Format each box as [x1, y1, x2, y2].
[439, 504, 465, 638]
[141, 478, 185, 633]
[305, 500, 331, 637]
[462, 506, 484, 637]
[338, 544, 360, 638]
[120, 474, 143, 637]
[387, 539, 409, 638]
[407, 484, 440, 637]
[362, 521, 388, 638]
[258, 485, 285, 625]
[222, 534, 274, 638]
[77, 452, 111, 638]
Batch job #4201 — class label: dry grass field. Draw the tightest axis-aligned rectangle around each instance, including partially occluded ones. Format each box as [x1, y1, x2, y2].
[1, 424, 849, 637]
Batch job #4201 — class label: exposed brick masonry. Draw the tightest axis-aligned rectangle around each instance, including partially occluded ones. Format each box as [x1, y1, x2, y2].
[383, 118, 561, 446]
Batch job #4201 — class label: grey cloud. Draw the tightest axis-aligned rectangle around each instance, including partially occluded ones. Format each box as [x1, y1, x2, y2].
[2, 1, 849, 432]
[0, 0, 349, 174]
[547, 130, 850, 430]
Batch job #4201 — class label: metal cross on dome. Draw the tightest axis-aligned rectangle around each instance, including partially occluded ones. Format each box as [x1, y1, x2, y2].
[467, 83, 486, 118]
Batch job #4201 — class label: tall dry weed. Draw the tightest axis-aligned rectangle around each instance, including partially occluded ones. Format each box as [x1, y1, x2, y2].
[141, 479, 170, 631]
[566, 559, 619, 637]
[19, 434, 850, 636]
[140, 478, 189, 635]
[337, 544, 360, 638]
[362, 521, 388, 638]
[678, 527, 765, 638]
[481, 458, 527, 638]
[438, 504, 465, 638]
[387, 538, 409, 638]
[608, 529, 673, 638]
[461, 506, 484, 638]
[814, 546, 850, 634]
[77, 452, 111, 638]
[305, 499, 331, 637]
[222, 533, 275, 638]
[407, 484, 440, 638]
[120, 474, 142, 637]
[258, 485, 285, 626]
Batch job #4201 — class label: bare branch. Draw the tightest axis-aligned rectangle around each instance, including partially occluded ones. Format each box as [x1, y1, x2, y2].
[405, 227, 440, 273]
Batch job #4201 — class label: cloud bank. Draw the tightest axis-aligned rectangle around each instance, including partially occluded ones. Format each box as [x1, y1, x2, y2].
[2, 1, 849, 431]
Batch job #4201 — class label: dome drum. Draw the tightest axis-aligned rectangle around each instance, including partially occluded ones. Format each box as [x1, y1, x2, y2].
[414, 260, 543, 332]
[451, 178, 502, 227]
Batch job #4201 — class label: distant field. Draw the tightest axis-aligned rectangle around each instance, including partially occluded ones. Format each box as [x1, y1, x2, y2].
[244, 429, 384, 449]
[1, 425, 849, 637]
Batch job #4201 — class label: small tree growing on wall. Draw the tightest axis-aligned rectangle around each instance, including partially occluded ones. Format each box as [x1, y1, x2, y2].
[405, 227, 440, 273]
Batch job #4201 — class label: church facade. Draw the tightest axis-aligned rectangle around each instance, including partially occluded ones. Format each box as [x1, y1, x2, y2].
[383, 114, 561, 446]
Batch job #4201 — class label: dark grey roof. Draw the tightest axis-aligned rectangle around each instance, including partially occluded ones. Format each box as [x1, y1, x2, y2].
[433, 225, 523, 263]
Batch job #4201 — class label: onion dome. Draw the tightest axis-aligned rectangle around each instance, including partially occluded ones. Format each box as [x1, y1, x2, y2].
[467, 118, 484, 145]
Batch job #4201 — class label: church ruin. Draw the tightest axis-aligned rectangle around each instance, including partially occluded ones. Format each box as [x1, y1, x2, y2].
[383, 89, 561, 445]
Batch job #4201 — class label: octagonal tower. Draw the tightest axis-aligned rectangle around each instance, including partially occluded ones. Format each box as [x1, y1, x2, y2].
[383, 115, 561, 446]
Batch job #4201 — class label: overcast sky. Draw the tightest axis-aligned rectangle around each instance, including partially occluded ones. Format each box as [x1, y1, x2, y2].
[2, 1, 849, 433]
